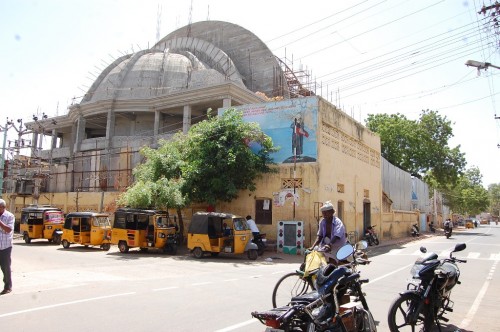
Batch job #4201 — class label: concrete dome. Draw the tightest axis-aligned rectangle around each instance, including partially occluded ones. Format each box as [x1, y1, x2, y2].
[82, 21, 287, 104]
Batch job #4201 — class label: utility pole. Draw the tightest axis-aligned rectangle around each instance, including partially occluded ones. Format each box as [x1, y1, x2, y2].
[0, 118, 14, 198]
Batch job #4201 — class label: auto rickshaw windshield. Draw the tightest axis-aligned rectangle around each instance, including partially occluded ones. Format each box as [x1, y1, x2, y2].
[93, 216, 111, 227]
[233, 218, 249, 231]
[45, 211, 64, 223]
[156, 216, 170, 227]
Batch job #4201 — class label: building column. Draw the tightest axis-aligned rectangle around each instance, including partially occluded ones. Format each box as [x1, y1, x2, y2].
[105, 110, 115, 148]
[73, 115, 86, 153]
[31, 131, 38, 157]
[183, 105, 192, 134]
[153, 109, 160, 146]
[223, 98, 232, 108]
[51, 129, 58, 149]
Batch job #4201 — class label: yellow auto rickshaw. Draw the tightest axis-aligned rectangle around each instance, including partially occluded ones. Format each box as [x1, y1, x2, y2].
[187, 212, 259, 260]
[465, 219, 474, 229]
[19, 205, 64, 244]
[110, 208, 179, 254]
[61, 212, 112, 251]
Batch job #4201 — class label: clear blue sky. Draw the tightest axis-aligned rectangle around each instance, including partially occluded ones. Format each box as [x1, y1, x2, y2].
[1, 0, 499, 187]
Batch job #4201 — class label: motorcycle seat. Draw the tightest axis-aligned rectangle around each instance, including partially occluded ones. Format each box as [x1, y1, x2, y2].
[290, 291, 320, 304]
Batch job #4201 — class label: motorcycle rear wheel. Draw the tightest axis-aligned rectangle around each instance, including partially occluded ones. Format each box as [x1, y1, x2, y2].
[388, 293, 432, 332]
[272, 272, 315, 308]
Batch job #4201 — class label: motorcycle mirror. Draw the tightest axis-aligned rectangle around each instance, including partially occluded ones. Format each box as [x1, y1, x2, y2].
[336, 244, 354, 261]
[355, 240, 368, 250]
[420, 246, 427, 253]
[453, 243, 466, 252]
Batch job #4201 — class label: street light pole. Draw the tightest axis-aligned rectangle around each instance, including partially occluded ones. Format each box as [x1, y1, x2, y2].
[0, 118, 13, 198]
[465, 60, 500, 72]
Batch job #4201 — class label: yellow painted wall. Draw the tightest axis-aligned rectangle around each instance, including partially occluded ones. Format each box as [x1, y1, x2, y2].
[222, 98, 383, 247]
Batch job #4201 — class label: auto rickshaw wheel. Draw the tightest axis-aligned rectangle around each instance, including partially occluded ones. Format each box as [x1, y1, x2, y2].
[118, 241, 129, 253]
[101, 243, 111, 251]
[62, 239, 70, 249]
[247, 249, 258, 260]
[23, 233, 31, 244]
[192, 247, 204, 259]
[52, 233, 61, 245]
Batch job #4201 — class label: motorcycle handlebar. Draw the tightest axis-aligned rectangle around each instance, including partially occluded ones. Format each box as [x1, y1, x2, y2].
[339, 272, 360, 285]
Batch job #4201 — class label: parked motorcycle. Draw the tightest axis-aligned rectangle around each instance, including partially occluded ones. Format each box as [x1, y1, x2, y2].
[364, 225, 379, 246]
[252, 241, 377, 332]
[428, 222, 436, 233]
[387, 243, 467, 331]
[410, 224, 420, 237]
[252, 233, 267, 256]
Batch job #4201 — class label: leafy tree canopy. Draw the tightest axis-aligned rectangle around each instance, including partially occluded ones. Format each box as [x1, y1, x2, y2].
[488, 183, 500, 217]
[443, 167, 490, 216]
[365, 110, 466, 187]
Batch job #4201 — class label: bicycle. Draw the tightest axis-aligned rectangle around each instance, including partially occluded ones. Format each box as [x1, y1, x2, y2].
[271, 241, 370, 308]
[271, 249, 326, 308]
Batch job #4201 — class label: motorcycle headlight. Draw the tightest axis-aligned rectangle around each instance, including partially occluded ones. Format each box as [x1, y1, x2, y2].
[410, 263, 423, 279]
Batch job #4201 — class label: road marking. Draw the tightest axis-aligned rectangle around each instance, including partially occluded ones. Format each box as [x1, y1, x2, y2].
[364, 263, 413, 285]
[0, 292, 135, 318]
[490, 253, 500, 260]
[467, 252, 480, 259]
[247, 275, 263, 279]
[191, 281, 212, 286]
[214, 318, 257, 332]
[386, 248, 404, 255]
[460, 260, 498, 329]
[153, 286, 179, 291]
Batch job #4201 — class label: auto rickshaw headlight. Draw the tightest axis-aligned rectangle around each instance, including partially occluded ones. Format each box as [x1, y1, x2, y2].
[159, 233, 166, 238]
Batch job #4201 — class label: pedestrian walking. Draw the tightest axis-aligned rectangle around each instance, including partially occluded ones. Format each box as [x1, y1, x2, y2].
[0, 199, 14, 295]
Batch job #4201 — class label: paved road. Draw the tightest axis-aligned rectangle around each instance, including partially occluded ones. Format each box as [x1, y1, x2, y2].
[1, 224, 498, 331]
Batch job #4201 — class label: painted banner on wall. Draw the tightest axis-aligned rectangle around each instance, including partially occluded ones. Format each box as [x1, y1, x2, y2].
[220, 97, 318, 163]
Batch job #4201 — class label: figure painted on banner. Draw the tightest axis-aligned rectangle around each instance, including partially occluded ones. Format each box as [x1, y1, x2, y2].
[291, 117, 309, 156]
[309, 200, 347, 264]
[0, 199, 14, 295]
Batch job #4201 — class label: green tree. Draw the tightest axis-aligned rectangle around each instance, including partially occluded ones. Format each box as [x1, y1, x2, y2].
[119, 108, 277, 234]
[445, 167, 489, 216]
[180, 108, 277, 205]
[365, 110, 466, 187]
[488, 183, 500, 217]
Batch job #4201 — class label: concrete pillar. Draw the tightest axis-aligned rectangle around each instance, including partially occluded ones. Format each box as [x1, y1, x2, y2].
[153, 109, 160, 146]
[73, 116, 86, 153]
[51, 129, 58, 149]
[223, 98, 232, 108]
[31, 131, 38, 157]
[105, 110, 115, 145]
[183, 105, 192, 134]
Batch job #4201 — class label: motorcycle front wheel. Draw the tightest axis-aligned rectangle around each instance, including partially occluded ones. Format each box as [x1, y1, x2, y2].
[387, 293, 432, 332]
[272, 272, 315, 308]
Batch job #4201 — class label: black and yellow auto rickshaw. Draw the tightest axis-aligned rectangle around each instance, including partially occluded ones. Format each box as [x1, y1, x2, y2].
[110, 208, 178, 254]
[19, 205, 64, 244]
[187, 212, 259, 260]
[61, 212, 112, 251]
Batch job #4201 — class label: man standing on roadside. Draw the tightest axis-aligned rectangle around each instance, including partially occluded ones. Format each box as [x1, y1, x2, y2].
[0, 199, 14, 295]
[309, 201, 347, 263]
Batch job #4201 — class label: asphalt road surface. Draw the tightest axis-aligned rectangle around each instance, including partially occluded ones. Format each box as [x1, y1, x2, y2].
[1, 224, 499, 332]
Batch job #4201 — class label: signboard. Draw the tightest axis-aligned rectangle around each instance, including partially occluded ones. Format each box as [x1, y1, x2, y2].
[277, 220, 304, 255]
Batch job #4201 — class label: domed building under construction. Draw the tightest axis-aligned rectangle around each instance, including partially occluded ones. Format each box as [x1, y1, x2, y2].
[6, 21, 389, 248]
